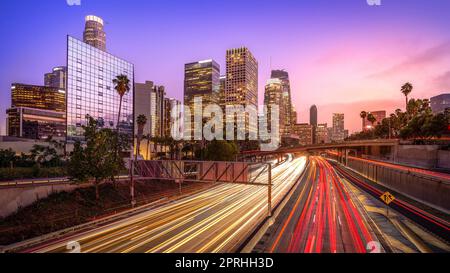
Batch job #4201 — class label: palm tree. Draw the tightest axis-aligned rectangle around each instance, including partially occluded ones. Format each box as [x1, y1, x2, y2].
[401, 82, 413, 110]
[367, 113, 377, 127]
[135, 115, 147, 161]
[360, 111, 367, 130]
[113, 74, 131, 131]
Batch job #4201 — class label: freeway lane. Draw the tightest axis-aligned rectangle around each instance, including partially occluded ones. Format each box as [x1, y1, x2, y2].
[332, 161, 450, 243]
[260, 156, 376, 253]
[27, 156, 307, 253]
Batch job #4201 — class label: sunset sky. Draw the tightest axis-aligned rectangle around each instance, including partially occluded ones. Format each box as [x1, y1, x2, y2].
[0, 0, 449, 134]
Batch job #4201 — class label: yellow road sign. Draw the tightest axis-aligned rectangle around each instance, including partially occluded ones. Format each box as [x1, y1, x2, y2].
[380, 191, 395, 205]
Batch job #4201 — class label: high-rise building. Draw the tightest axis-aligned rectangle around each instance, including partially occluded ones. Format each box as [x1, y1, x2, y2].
[363, 110, 386, 131]
[292, 123, 313, 146]
[291, 105, 298, 125]
[271, 70, 293, 135]
[6, 107, 66, 140]
[264, 78, 285, 144]
[135, 81, 166, 138]
[163, 98, 182, 138]
[332, 113, 345, 142]
[83, 15, 106, 51]
[219, 75, 226, 111]
[310, 105, 318, 143]
[316, 123, 330, 144]
[310, 105, 318, 127]
[44, 66, 67, 89]
[66, 36, 134, 141]
[430, 93, 450, 114]
[11, 83, 66, 112]
[184, 59, 220, 139]
[225, 47, 258, 135]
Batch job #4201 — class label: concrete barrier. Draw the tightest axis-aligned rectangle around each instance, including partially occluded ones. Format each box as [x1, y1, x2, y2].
[437, 150, 450, 170]
[346, 158, 450, 213]
[0, 183, 90, 218]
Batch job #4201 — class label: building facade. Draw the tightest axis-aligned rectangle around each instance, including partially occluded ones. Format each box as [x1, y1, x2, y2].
[184, 59, 220, 139]
[6, 107, 66, 140]
[332, 113, 345, 142]
[225, 47, 258, 135]
[316, 123, 330, 144]
[264, 78, 285, 144]
[44, 66, 67, 89]
[292, 123, 313, 146]
[134, 81, 166, 138]
[163, 98, 182, 138]
[430, 93, 450, 114]
[310, 105, 318, 143]
[83, 15, 106, 51]
[66, 36, 134, 141]
[363, 110, 386, 131]
[271, 70, 293, 136]
[11, 83, 66, 112]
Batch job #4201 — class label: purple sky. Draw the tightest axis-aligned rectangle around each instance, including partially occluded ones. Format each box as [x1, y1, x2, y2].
[0, 0, 449, 134]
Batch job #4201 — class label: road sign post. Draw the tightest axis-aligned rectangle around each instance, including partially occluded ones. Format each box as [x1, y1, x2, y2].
[380, 191, 395, 217]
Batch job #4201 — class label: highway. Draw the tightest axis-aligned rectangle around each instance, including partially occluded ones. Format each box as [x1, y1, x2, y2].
[256, 156, 450, 253]
[26, 155, 307, 253]
[264, 157, 376, 253]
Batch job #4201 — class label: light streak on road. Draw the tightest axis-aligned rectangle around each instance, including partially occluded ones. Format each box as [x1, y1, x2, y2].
[28, 156, 307, 253]
[268, 156, 374, 253]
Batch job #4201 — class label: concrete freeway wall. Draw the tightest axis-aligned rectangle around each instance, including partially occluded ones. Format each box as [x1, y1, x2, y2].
[346, 158, 450, 213]
[0, 183, 90, 218]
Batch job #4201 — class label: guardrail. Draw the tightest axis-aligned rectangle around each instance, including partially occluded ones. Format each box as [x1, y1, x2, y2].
[0, 175, 131, 189]
[0, 197, 169, 253]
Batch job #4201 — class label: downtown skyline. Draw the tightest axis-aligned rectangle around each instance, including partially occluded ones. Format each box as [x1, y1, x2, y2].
[0, 0, 449, 135]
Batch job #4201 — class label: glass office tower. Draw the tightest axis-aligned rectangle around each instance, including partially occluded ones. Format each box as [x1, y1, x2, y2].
[66, 36, 134, 141]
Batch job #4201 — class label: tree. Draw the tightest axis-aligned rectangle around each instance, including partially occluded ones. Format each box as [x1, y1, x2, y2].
[401, 82, 413, 109]
[367, 113, 377, 127]
[112, 74, 131, 131]
[135, 114, 147, 161]
[67, 116, 126, 200]
[0, 149, 16, 168]
[204, 140, 239, 161]
[360, 111, 367, 129]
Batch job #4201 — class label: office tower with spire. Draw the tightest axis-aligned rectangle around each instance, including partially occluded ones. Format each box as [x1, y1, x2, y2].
[270, 69, 293, 135]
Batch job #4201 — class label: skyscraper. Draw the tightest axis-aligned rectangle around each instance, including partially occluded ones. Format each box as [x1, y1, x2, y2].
[66, 36, 134, 141]
[310, 105, 318, 127]
[271, 69, 293, 135]
[264, 78, 285, 143]
[83, 15, 106, 51]
[219, 75, 226, 112]
[184, 59, 220, 139]
[310, 105, 318, 143]
[332, 113, 345, 142]
[135, 81, 166, 138]
[163, 98, 182, 139]
[225, 47, 258, 135]
[45, 66, 67, 89]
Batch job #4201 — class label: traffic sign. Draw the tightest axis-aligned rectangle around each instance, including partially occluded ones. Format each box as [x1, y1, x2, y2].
[380, 191, 395, 205]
